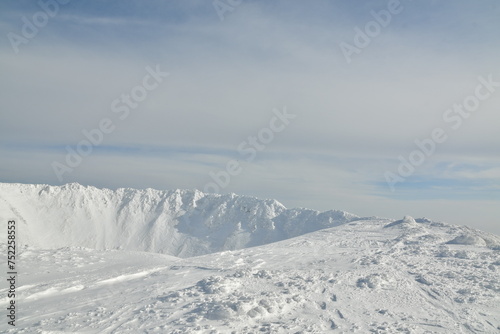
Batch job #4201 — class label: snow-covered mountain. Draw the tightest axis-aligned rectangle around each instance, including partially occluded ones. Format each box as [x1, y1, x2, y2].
[0, 182, 360, 257]
[1, 183, 499, 333]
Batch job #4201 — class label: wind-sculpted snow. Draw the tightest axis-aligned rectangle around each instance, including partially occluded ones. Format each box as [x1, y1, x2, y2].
[0, 183, 359, 257]
[1, 183, 500, 332]
[1, 217, 499, 333]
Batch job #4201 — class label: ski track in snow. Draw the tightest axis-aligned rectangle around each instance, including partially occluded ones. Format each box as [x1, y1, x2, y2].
[0, 183, 499, 333]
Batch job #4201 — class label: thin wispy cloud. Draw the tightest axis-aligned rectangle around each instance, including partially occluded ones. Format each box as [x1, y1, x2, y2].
[1, 0, 499, 233]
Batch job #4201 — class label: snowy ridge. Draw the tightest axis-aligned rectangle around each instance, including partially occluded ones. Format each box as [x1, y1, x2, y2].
[0, 182, 360, 257]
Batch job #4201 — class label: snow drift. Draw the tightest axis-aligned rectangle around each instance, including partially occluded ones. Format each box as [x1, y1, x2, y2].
[1, 182, 500, 332]
[3, 213, 500, 333]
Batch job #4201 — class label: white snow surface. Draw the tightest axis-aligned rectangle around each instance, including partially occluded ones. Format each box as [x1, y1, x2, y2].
[0, 182, 499, 333]
[0, 183, 359, 257]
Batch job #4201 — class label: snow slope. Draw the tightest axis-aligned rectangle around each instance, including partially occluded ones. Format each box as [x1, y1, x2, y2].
[0, 183, 360, 257]
[1, 218, 499, 333]
[0, 183, 499, 333]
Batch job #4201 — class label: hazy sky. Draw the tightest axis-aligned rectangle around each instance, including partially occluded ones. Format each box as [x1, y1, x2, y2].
[1, 0, 499, 234]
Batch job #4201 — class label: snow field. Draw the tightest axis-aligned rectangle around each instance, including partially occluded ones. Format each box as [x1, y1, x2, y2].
[0, 183, 499, 333]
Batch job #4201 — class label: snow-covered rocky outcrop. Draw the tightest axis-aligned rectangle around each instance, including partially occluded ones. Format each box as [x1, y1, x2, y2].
[0, 182, 360, 257]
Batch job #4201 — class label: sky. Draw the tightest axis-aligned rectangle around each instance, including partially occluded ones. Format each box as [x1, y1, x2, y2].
[1, 0, 499, 234]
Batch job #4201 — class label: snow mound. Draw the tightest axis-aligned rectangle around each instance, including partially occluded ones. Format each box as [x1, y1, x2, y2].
[447, 233, 487, 246]
[384, 215, 419, 228]
[0, 182, 360, 257]
[445, 227, 500, 249]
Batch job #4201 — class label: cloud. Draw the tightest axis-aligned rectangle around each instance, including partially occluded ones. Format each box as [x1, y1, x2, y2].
[1, 0, 499, 234]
